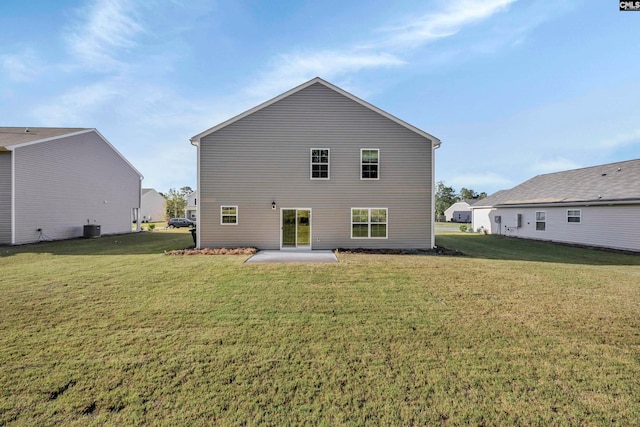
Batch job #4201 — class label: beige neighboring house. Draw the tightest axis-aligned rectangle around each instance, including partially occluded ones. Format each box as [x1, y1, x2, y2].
[471, 159, 640, 252]
[185, 191, 197, 220]
[141, 188, 166, 222]
[0, 127, 143, 245]
[190, 77, 441, 250]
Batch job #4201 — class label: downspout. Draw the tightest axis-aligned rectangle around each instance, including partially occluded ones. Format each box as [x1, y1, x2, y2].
[190, 137, 201, 249]
[10, 147, 16, 244]
[431, 139, 441, 249]
[137, 177, 142, 232]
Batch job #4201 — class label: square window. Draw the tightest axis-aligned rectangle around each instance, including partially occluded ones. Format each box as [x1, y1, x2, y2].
[351, 208, 387, 238]
[567, 210, 581, 223]
[221, 206, 238, 225]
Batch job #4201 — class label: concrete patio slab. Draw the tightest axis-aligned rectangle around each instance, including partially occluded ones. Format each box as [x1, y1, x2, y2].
[245, 250, 338, 263]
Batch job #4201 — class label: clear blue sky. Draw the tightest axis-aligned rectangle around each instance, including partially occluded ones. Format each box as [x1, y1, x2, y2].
[1, 0, 638, 195]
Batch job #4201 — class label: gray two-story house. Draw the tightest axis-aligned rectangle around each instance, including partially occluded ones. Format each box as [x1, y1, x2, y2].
[190, 77, 441, 250]
[0, 127, 142, 245]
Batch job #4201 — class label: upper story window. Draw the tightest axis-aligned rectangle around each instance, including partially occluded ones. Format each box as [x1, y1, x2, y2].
[535, 211, 546, 231]
[361, 149, 379, 180]
[567, 209, 581, 223]
[221, 206, 238, 225]
[311, 149, 330, 179]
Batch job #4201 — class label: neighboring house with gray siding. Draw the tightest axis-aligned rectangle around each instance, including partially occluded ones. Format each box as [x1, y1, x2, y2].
[141, 188, 166, 222]
[190, 77, 441, 250]
[0, 127, 143, 245]
[471, 159, 640, 252]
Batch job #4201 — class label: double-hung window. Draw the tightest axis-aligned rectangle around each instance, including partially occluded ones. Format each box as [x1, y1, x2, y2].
[221, 206, 238, 225]
[361, 149, 379, 180]
[535, 211, 546, 231]
[351, 208, 387, 238]
[567, 209, 581, 223]
[311, 149, 329, 179]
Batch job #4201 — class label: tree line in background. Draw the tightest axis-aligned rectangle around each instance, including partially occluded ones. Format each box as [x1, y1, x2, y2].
[160, 186, 193, 220]
[435, 181, 487, 219]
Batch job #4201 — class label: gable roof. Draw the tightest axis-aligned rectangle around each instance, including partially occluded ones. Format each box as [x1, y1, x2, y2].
[0, 127, 89, 148]
[190, 77, 441, 147]
[473, 159, 640, 208]
[0, 127, 143, 178]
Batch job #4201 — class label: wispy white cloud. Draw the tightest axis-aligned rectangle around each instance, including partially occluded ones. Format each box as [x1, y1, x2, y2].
[65, 0, 144, 71]
[246, 0, 517, 102]
[33, 80, 121, 125]
[1, 50, 42, 82]
[529, 157, 581, 174]
[246, 50, 405, 100]
[600, 129, 640, 148]
[373, 0, 516, 49]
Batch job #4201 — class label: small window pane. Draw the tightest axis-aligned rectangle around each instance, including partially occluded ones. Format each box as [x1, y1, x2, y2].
[536, 211, 545, 221]
[362, 165, 378, 179]
[362, 150, 378, 163]
[371, 224, 387, 238]
[371, 209, 387, 223]
[536, 222, 546, 231]
[352, 224, 369, 237]
[352, 209, 369, 223]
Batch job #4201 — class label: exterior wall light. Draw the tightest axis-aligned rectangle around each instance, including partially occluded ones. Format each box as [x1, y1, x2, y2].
[272, 201, 276, 210]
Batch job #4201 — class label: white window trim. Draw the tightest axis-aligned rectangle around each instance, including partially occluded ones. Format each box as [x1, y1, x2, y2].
[567, 209, 581, 224]
[310, 148, 330, 180]
[535, 210, 546, 232]
[220, 205, 238, 225]
[360, 148, 380, 180]
[351, 207, 388, 239]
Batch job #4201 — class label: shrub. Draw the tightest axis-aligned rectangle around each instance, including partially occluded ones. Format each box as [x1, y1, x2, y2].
[459, 225, 467, 232]
[148, 224, 156, 232]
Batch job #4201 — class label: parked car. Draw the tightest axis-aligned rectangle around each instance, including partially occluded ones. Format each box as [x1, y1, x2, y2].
[167, 218, 195, 229]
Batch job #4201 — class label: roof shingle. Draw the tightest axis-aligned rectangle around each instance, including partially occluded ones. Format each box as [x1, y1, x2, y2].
[474, 159, 640, 207]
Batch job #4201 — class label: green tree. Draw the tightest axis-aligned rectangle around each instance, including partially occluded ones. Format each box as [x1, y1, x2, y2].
[459, 187, 477, 200]
[435, 181, 458, 220]
[164, 186, 193, 219]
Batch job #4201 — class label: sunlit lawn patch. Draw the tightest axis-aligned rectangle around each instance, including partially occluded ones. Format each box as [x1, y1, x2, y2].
[1, 232, 639, 424]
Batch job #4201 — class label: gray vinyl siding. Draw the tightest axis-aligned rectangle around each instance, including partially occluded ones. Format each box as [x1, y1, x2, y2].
[0, 152, 11, 244]
[13, 132, 140, 244]
[492, 205, 640, 252]
[199, 82, 434, 249]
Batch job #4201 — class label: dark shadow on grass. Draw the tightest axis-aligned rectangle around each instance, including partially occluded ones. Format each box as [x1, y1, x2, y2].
[0, 232, 194, 257]
[436, 233, 640, 266]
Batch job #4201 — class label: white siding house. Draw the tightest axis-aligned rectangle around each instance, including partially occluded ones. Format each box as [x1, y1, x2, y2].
[444, 200, 476, 222]
[471, 159, 640, 252]
[185, 192, 197, 220]
[0, 127, 143, 245]
[141, 188, 166, 222]
[191, 77, 441, 250]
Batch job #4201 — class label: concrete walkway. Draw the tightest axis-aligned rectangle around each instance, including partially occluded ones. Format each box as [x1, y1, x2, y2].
[245, 250, 338, 263]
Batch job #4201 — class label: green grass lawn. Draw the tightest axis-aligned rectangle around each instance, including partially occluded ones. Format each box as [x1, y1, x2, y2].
[1, 232, 639, 425]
